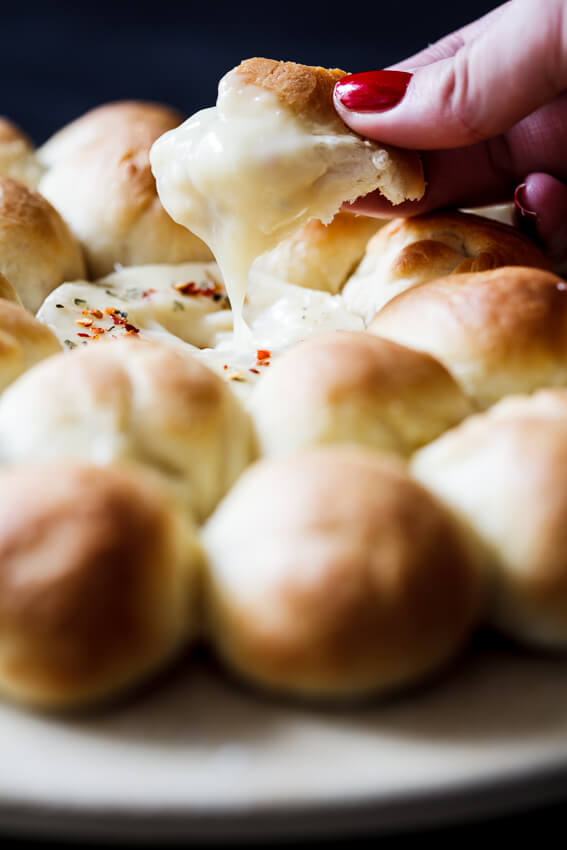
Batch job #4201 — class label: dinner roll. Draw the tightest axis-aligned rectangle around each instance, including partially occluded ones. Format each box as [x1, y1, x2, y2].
[0, 299, 61, 392]
[0, 118, 43, 187]
[0, 462, 201, 709]
[38, 101, 213, 278]
[411, 391, 567, 649]
[368, 267, 567, 409]
[0, 338, 256, 520]
[0, 176, 86, 312]
[250, 331, 472, 457]
[253, 211, 384, 294]
[151, 58, 424, 332]
[202, 448, 483, 700]
[343, 211, 550, 323]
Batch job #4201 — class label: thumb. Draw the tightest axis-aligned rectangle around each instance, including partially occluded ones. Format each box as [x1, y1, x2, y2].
[334, 0, 567, 150]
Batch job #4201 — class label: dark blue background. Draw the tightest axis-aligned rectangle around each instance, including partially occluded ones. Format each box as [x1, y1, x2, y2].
[1, 0, 500, 143]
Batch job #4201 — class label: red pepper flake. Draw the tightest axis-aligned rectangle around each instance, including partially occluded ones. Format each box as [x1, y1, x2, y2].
[81, 309, 90, 316]
[141, 288, 157, 298]
[174, 280, 217, 297]
[77, 332, 90, 338]
[91, 326, 106, 335]
[89, 308, 103, 319]
[76, 318, 93, 327]
[223, 364, 228, 370]
[123, 323, 139, 333]
[249, 368, 260, 374]
[256, 349, 271, 361]
[105, 307, 118, 315]
[124, 328, 140, 337]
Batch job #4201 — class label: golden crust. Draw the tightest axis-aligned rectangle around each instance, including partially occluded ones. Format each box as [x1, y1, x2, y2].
[38, 102, 213, 278]
[203, 447, 483, 699]
[0, 462, 199, 708]
[343, 211, 551, 322]
[411, 392, 567, 648]
[250, 331, 472, 457]
[235, 58, 347, 131]
[368, 266, 567, 409]
[0, 176, 86, 311]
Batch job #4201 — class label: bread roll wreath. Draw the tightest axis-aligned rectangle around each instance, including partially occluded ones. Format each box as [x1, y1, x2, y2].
[0, 59, 564, 711]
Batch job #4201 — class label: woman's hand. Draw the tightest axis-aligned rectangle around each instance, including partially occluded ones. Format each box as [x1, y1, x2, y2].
[334, 0, 567, 263]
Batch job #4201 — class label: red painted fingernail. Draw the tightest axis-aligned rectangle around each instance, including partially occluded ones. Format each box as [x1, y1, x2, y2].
[514, 183, 538, 220]
[334, 70, 412, 112]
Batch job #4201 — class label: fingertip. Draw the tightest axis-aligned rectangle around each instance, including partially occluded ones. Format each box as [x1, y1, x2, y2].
[514, 173, 567, 266]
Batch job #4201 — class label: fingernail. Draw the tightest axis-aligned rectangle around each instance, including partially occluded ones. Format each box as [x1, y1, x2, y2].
[334, 70, 412, 112]
[514, 183, 538, 220]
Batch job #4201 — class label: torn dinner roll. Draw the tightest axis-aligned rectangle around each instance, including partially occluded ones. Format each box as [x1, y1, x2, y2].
[368, 267, 567, 409]
[0, 117, 43, 187]
[150, 58, 424, 334]
[343, 211, 550, 323]
[0, 462, 201, 710]
[253, 211, 384, 294]
[202, 447, 483, 700]
[411, 390, 567, 650]
[38, 101, 213, 278]
[0, 338, 256, 520]
[250, 331, 472, 457]
[0, 176, 85, 312]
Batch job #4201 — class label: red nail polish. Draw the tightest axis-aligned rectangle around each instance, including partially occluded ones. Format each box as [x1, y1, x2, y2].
[334, 70, 412, 112]
[514, 183, 538, 220]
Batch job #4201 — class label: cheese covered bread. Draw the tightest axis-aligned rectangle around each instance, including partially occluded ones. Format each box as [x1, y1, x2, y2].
[150, 58, 424, 337]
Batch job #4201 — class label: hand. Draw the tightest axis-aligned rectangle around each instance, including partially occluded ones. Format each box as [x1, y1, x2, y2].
[334, 0, 567, 263]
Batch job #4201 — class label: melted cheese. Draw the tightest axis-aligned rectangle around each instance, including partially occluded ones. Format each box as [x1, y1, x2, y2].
[37, 262, 232, 351]
[150, 72, 383, 343]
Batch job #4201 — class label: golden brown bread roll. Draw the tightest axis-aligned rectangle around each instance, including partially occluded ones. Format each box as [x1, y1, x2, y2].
[343, 211, 551, 323]
[368, 266, 567, 409]
[0, 299, 61, 392]
[202, 447, 483, 700]
[38, 101, 213, 278]
[0, 176, 86, 312]
[0, 117, 43, 187]
[253, 211, 384, 294]
[411, 390, 567, 649]
[0, 462, 201, 709]
[0, 338, 256, 520]
[250, 331, 472, 457]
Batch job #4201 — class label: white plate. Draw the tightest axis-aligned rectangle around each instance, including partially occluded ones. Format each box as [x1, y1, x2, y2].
[1, 640, 567, 842]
